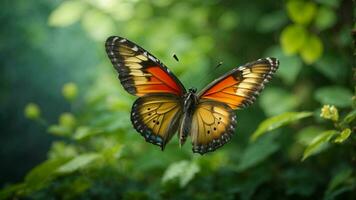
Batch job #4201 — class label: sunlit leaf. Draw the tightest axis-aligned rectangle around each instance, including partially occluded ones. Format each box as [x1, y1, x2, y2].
[56, 153, 101, 174]
[315, 6, 337, 30]
[333, 128, 351, 143]
[81, 9, 115, 41]
[62, 82, 78, 101]
[48, 0, 87, 27]
[280, 25, 307, 55]
[315, 86, 353, 107]
[48, 142, 78, 159]
[59, 112, 76, 129]
[47, 125, 71, 136]
[302, 130, 338, 161]
[237, 134, 279, 171]
[24, 103, 41, 120]
[287, 0, 317, 25]
[162, 160, 200, 187]
[251, 112, 313, 141]
[300, 34, 323, 64]
[73, 126, 102, 140]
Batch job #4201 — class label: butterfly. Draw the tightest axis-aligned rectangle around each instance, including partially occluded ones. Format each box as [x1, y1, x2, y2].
[105, 36, 279, 155]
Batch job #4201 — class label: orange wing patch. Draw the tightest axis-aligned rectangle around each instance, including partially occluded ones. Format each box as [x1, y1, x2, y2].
[198, 58, 279, 109]
[106, 36, 185, 96]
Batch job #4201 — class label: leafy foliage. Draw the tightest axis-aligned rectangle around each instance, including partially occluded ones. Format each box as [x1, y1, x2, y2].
[0, 0, 354, 199]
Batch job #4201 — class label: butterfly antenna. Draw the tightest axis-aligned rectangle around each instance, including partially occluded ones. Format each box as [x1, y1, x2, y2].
[196, 61, 224, 89]
[173, 54, 179, 62]
[215, 61, 223, 69]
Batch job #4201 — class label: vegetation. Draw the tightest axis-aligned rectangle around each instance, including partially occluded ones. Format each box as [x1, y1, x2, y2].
[0, 0, 354, 199]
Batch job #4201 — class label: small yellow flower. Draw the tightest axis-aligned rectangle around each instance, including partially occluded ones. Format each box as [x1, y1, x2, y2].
[320, 105, 339, 121]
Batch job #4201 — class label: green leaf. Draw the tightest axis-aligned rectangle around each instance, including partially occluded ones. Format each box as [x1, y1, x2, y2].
[73, 126, 102, 140]
[56, 153, 101, 174]
[162, 160, 200, 187]
[300, 34, 323, 64]
[302, 130, 338, 161]
[237, 134, 279, 171]
[59, 113, 76, 129]
[81, 9, 116, 41]
[287, 0, 317, 25]
[342, 109, 356, 124]
[259, 87, 300, 116]
[315, 86, 353, 107]
[257, 11, 288, 33]
[296, 126, 324, 145]
[24, 158, 69, 192]
[47, 125, 71, 136]
[314, 54, 348, 82]
[325, 167, 352, 194]
[334, 128, 351, 143]
[280, 25, 307, 55]
[48, 1, 87, 27]
[314, 6, 337, 30]
[251, 112, 313, 141]
[0, 183, 25, 200]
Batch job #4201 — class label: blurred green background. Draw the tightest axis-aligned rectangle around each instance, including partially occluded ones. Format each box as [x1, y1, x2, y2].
[0, 0, 355, 199]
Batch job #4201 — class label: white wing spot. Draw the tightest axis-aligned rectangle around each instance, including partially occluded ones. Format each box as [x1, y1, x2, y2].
[148, 55, 155, 61]
[132, 46, 138, 51]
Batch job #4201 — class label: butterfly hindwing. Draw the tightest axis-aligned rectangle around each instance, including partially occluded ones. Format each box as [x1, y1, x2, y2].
[190, 100, 237, 154]
[105, 36, 186, 97]
[198, 57, 279, 109]
[131, 94, 183, 149]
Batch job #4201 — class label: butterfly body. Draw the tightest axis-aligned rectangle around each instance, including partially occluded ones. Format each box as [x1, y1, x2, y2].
[105, 36, 279, 155]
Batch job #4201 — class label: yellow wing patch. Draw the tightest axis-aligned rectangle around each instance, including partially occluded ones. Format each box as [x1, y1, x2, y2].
[131, 94, 183, 149]
[190, 100, 237, 154]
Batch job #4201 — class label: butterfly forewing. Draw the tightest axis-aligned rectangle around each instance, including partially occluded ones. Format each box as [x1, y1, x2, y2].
[198, 57, 279, 109]
[131, 94, 183, 149]
[105, 36, 186, 96]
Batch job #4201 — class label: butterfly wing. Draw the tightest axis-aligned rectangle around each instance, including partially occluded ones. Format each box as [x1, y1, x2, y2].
[190, 57, 279, 154]
[105, 36, 186, 96]
[190, 100, 237, 154]
[131, 94, 183, 150]
[197, 57, 279, 109]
